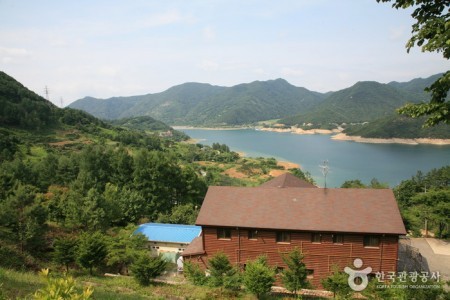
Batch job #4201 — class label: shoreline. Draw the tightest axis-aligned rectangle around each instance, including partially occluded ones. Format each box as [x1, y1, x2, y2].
[172, 126, 250, 131]
[177, 125, 450, 146]
[331, 133, 450, 146]
[248, 126, 450, 146]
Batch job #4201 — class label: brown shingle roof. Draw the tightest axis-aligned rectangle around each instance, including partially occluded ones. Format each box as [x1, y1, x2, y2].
[260, 173, 317, 188]
[196, 186, 406, 235]
[182, 235, 205, 256]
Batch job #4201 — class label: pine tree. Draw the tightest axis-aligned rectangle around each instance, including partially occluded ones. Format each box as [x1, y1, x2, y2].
[281, 248, 309, 298]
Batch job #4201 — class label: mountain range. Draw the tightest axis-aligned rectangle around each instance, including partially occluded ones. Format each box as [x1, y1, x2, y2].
[69, 74, 442, 127]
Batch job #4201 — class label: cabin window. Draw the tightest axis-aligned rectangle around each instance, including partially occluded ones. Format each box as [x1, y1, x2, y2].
[217, 228, 231, 239]
[248, 229, 258, 240]
[311, 233, 322, 243]
[275, 267, 284, 274]
[276, 231, 291, 243]
[333, 234, 344, 244]
[307, 269, 314, 278]
[364, 235, 380, 248]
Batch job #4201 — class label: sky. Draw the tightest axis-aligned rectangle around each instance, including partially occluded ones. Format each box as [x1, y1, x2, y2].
[1, 0, 449, 107]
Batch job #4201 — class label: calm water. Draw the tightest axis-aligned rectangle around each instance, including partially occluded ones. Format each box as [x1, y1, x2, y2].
[181, 129, 450, 188]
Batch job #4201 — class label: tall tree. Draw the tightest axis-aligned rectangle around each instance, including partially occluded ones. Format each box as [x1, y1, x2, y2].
[378, 0, 449, 126]
[106, 226, 147, 275]
[0, 183, 47, 253]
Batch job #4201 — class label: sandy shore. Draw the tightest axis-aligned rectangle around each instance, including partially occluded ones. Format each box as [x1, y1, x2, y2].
[172, 126, 250, 130]
[259, 127, 341, 135]
[331, 133, 450, 145]
[259, 126, 450, 145]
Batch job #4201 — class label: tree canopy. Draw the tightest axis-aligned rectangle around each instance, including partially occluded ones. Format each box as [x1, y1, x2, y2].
[378, 0, 450, 126]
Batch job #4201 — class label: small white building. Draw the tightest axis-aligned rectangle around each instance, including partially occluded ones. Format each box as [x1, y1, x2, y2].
[134, 223, 201, 263]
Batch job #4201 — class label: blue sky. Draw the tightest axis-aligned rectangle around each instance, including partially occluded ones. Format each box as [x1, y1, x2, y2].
[1, 0, 448, 106]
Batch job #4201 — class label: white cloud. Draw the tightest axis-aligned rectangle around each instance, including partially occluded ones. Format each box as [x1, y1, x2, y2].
[97, 66, 119, 77]
[389, 26, 407, 41]
[202, 26, 216, 40]
[136, 10, 195, 29]
[0, 46, 31, 64]
[281, 67, 304, 77]
[0, 46, 30, 57]
[253, 67, 268, 75]
[199, 60, 219, 71]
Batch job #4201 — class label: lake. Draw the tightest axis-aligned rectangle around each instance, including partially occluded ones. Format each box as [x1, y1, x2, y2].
[180, 129, 450, 188]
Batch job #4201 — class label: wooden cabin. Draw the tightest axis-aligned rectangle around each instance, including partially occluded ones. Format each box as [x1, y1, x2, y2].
[182, 173, 406, 288]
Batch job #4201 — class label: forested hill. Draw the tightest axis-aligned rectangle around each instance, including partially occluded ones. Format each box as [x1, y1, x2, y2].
[0, 72, 313, 279]
[70, 73, 443, 126]
[280, 80, 424, 125]
[343, 115, 450, 139]
[70, 79, 325, 125]
[387, 73, 443, 102]
[0, 71, 107, 130]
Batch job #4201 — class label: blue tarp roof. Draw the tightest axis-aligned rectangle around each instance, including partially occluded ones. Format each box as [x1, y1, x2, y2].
[133, 223, 201, 244]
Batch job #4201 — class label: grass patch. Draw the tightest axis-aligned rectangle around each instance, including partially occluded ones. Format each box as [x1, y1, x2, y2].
[29, 146, 47, 158]
[0, 267, 45, 299]
[0, 267, 328, 299]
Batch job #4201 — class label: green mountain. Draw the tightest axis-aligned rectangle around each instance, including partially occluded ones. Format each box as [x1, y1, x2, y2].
[387, 73, 442, 102]
[69, 79, 325, 125]
[280, 81, 424, 125]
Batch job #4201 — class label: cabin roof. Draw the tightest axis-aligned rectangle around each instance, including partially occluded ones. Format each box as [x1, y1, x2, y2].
[134, 223, 201, 244]
[181, 236, 205, 256]
[260, 173, 317, 188]
[196, 176, 406, 235]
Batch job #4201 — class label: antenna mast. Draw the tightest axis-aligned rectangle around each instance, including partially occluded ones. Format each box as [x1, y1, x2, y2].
[319, 160, 329, 188]
[44, 86, 50, 101]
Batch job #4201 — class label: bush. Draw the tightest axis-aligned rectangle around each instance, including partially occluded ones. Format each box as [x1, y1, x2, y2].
[243, 256, 275, 299]
[208, 252, 234, 287]
[130, 252, 167, 286]
[33, 269, 93, 300]
[184, 261, 208, 286]
[76, 232, 107, 275]
[321, 266, 352, 299]
[281, 248, 310, 296]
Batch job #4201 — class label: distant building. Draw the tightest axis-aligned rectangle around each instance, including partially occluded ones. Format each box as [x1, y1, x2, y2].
[183, 173, 406, 288]
[134, 223, 201, 263]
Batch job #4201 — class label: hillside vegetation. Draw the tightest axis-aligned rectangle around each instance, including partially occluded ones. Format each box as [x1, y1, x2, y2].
[343, 115, 450, 139]
[70, 79, 325, 125]
[0, 72, 309, 293]
[70, 74, 443, 129]
[280, 81, 424, 125]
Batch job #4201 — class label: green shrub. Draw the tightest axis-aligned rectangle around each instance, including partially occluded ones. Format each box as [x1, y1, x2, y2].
[243, 256, 275, 299]
[184, 261, 208, 286]
[130, 252, 167, 286]
[33, 269, 93, 300]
